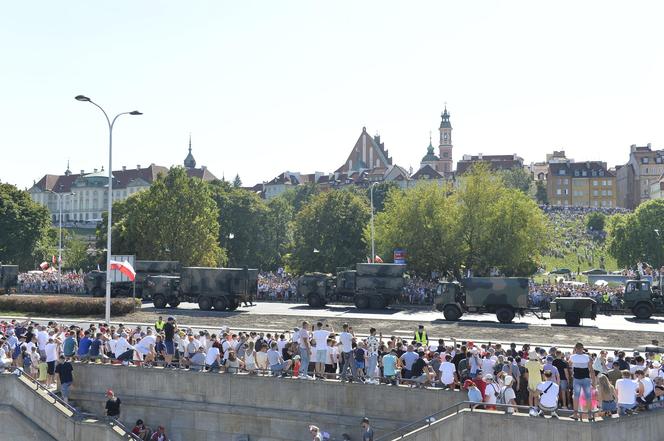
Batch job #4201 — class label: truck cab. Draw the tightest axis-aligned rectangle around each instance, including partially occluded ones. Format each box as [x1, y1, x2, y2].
[624, 279, 663, 319]
[144, 275, 181, 308]
[434, 282, 464, 320]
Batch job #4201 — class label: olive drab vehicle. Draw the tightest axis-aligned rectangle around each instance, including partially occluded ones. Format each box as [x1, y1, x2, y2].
[144, 266, 258, 311]
[434, 277, 530, 324]
[298, 263, 406, 309]
[549, 297, 598, 326]
[623, 279, 664, 319]
[84, 260, 180, 297]
[0, 265, 19, 295]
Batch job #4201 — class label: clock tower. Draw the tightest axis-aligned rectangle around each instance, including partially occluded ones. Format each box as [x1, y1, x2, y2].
[438, 106, 453, 173]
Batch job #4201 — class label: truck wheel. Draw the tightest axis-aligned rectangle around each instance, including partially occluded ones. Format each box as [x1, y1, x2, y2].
[633, 303, 653, 320]
[153, 294, 167, 309]
[214, 297, 229, 311]
[227, 299, 239, 311]
[443, 305, 462, 321]
[369, 296, 386, 309]
[308, 294, 322, 308]
[565, 312, 581, 326]
[496, 307, 515, 324]
[198, 297, 212, 311]
[354, 296, 370, 309]
[92, 287, 103, 297]
[168, 297, 180, 308]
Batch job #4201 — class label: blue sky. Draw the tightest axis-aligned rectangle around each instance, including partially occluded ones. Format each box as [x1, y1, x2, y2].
[1, 1, 663, 189]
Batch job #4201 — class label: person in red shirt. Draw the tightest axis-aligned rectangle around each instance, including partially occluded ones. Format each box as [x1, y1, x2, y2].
[473, 370, 487, 397]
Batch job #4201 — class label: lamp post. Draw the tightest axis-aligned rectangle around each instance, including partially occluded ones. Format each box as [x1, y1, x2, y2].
[75, 95, 142, 324]
[46, 190, 75, 293]
[370, 182, 379, 263]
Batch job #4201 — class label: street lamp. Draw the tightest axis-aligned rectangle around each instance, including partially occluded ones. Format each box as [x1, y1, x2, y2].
[46, 190, 75, 293]
[370, 182, 379, 263]
[75, 95, 142, 324]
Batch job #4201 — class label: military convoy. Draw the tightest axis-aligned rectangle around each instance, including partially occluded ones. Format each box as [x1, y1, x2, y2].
[144, 267, 258, 311]
[84, 260, 180, 297]
[298, 263, 406, 309]
[622, 278, 664, 319]
[434, 277, 598, 325]
[0, 265, 19, 295]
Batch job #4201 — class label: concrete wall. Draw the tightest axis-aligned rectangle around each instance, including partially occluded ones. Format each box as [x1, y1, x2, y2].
[399, 408, 664, 441]
[70, 364, 470, 441]
[0, 373, 131, 441]
[0, 404, 57, 441]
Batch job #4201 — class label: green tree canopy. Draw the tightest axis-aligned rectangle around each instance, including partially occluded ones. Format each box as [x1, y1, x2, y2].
[290, 190, 370, 273]
[367, 181, 400, 213]
[586, 211, 606, 232]
[535, 180, 548, 205]
[233, 174, 242, 188]
[0, 183, 53, 269]
[98, 167, 225, 266]
[606, 199, 664, 268]
[500, 167, 533, 194]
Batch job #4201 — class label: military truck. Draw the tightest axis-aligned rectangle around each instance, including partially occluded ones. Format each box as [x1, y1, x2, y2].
[434, 277, 530, 323]
[623, 279, 664, 319]
[0, 265, 19, 295]
[298, 263, 406, 309]
[549, 297, 597, 326]
[85, 260, 181, 297]
[144, 266, 258, 311]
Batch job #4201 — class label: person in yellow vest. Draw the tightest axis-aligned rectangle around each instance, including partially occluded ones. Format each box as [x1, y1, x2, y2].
[414, 325, 428, 347]
[154, 316, 165, 332]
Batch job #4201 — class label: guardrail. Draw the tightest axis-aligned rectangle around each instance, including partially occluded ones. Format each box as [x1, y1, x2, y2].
[375, 401, 578, 441]
[8, 369, 140, 440]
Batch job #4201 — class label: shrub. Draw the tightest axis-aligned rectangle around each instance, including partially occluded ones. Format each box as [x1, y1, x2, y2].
[0, 295, 137, 316]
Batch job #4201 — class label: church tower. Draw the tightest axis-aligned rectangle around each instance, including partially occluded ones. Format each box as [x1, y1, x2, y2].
[184, 133, 196, 169]
[438, 106, 453, 173]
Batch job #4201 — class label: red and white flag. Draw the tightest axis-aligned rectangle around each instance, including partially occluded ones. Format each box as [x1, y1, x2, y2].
[39, 262, 50, 271]
[52, 255, 56, 264]
[109, 260, 136, 281]
[374, 255, 384, 263]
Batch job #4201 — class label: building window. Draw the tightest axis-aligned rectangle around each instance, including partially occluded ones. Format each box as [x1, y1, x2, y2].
[608, 190, 612, 196]
[574, 170, 580, 177]
[599, 170, 605, 176]
[558, 169, 566, 175]
[593, 190, 599, 196]
[582, 170, 587, 177]
[563, 178, 569, 185]
[593, 180, 598, 186]
[643, 157, 650, 164]
[556, 189, 561, 195]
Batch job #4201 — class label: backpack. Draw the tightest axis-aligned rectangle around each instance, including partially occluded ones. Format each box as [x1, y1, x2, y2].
[496, 386, 507, 405]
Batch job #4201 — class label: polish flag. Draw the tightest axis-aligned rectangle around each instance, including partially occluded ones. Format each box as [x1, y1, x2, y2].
[39, 262, 50, 271]
[110, 260, 136, 281]
[374, 255, 384, 263]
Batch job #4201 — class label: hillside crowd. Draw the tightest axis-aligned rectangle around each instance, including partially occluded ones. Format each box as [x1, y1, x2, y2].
[1, 316, 663, 425]
[17, 272, 85, 294]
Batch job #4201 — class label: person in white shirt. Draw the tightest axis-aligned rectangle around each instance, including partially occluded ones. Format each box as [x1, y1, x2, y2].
[483, 374, 499, 408]
[297, 322, 312, 378]
[134, 330, 156, 364]
[502, 375, 517, 414]
[616, 370, 638, 415]
[312, 322, 332, 379]
[537, 370, 560, 418]
[44, 337, 59, 388]
[37, 327, 49, 356]
[114, 333, 136, 364]
[635, 369, 655, 407]
[439, 354, 458, 388]
[338, 323, 355, 382]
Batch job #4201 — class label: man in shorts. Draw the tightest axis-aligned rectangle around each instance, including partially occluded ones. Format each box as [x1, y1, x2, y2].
[537, 370, 560, 418]
[312, 322, 331, 379]
[163, 317, 177, 368]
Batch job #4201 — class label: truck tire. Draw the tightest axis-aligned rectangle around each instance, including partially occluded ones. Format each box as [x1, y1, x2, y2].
[308, 294, 323, 308]
[198, 297, 212, 311]
[214, 297, 229, 311]
[443, 305, 462, 321]
[354, 296, 370, 309]
[228, 299, 239, 311]
[168, 297, 180, 308]
[565, 312, 581, 326]
[633, 303, 653, 320]
[496, 307, 515, 324]
[153, 294, 167, 309]
[369, 296, 386, 309]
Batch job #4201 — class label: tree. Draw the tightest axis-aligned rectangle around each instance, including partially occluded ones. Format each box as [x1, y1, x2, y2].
[233, 174, 242, 188]
[586, 212, 606, 232]
[99, 167, 225, 266]
[500, 167, 533, 194]
[290, 190, 370, 273]
[371, 182, 463, 275]
[281, 183, 320, 214]
[63, 233, 95, 271]
[0, 183, 54, 269]
[367, 181, 400, 213]
[607, 199, 664, 268]
[535, 180, 548, 205]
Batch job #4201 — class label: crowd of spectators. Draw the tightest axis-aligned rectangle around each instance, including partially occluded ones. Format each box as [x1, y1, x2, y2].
[1, 316, 662, 425]
[17, 271, 85, 294]
[257, 270, 298, 301]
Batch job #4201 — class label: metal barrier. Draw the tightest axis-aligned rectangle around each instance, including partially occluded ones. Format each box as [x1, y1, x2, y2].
[8, 369, 141, 440]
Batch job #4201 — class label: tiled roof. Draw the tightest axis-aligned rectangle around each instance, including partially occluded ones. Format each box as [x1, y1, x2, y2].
[411, 164, 443, 180]
[548, 162, 615, 177]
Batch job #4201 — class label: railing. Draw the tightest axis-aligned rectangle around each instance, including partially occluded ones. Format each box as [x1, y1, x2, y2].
[375, 401, 578, 441]
[8, 369, 140, 440]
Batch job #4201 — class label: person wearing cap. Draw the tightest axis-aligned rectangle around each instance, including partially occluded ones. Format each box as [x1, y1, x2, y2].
[501, 375, 517, 413]
[525, 350, 542, 411]
[361, 417, 374, 441]
[463, 379, 482, 408]
[483, 373, 499, 410]
[105, 389, 122, 420]
[414, 325, 428, 347]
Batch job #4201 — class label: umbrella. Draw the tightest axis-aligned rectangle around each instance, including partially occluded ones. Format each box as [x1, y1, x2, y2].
[594, 280, 608, 287]
[633, 345, 664, 354]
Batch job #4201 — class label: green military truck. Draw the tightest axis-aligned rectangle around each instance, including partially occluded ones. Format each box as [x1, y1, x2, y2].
[0, 265, 19, 295]
[299, 263, 406, 309]
[434, 277, 530, 323]
[549, 297, 597, 326]
[85, 260, 180, 297]
[144, 266, 258, 311]
[623, 279, 664, 319]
